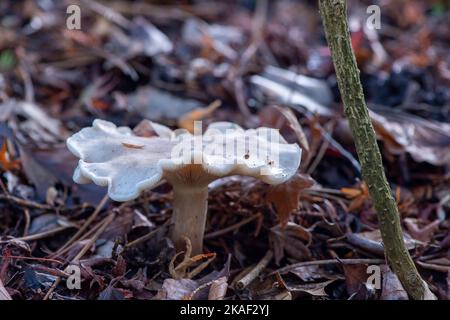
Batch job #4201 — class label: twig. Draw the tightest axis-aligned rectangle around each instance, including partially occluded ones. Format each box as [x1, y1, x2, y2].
[416, 261, 449, 273]
[306, 134, 330, 174]
[0, 194, 52, 210]
[52, 215, 105, 257]
[0, 255, 63, 265]
[319, 0, 429, 300]
[2, 226, 72, 242]
[236, 250, 273, 290]
[43, 211, 115, 300]
[125, 219, 170, 248]
[204, 213, 261, 239]
[53, 193, 108, 257]
[72, 212, 115, 263]
[271, 258, 385, 275]
[22, 209, 30, 237]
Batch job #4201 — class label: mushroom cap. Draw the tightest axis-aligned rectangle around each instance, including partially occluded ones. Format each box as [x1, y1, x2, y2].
[67, 119, 301, 201]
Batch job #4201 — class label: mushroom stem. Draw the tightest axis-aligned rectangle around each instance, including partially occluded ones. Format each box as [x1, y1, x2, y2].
[171, 186, 208, 255]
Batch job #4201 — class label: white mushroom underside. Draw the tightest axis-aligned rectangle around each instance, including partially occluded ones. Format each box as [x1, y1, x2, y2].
[67, 119, 301, 201]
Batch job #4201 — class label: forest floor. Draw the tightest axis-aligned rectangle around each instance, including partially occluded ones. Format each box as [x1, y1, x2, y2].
[0, 0, 449, 300]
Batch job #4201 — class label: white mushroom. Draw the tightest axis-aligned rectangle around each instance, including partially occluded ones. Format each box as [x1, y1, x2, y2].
[67, 119, 301, 254]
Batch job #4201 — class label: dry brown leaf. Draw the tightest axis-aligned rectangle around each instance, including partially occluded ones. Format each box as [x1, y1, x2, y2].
[341, 182, 370, 212]
[342, 264, 370, 299]
[270, 222, 312, 264]
[207, 277, 228, 300]
[0, 279, 12, 300]
[178, 99, 221, 133]
[347, 229, 418, 256]
[267, 173, 315, 227]
[157, 278, 198, 300]
[0, 141, 20, 171]
[285, 279, 336, 296]
[132, 120, 159, 137]
[380, 265, 408, 300]
[169, 237, 216, 279]
[371, 109, 450, 166]
[273, 105, 310, 154]
[404, 218, 440, 243]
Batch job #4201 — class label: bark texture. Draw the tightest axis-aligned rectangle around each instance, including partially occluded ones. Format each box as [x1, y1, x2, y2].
[319, 0, 427, 299]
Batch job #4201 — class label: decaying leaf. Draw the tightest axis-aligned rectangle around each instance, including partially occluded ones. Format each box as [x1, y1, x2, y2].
[380, 265, 408, 300]
[0, 141, 20, 171]
[169, 238, 216, 280]
[290, 265, 338, 282]
[267, 173, 315, 227]
[341, 182, 370, 212]
[0, 279, 12, 300]
[342, 264, 370, 299]
[371, 108, 450, 166]
[119, 86, 204, 122]
[178, 100, 221, 133]
[280, 276, 336, 297]
[19, 145, 106, 204]
[270, 222, 312, 264]
[347, 229, 419, 256]
[404, 218, 440, 243]
[207, 276, 228, 300]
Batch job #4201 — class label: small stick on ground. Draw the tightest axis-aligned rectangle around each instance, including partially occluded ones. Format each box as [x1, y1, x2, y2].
[125, 219, 170, 248]
[43, 211, 115, 300]
[204, 213, 261, 239]
[0, 194, 53, 210]
[22, 209, 30, 237]
[4, 226, 72, 242]
[236, 250, 273, 290]
[53, 194, 109, 257]
[72, 212, 115, 263]
[270, 258, 385, 275]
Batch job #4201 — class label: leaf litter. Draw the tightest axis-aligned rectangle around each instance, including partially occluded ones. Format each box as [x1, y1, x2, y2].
[0, 0, 448, 300]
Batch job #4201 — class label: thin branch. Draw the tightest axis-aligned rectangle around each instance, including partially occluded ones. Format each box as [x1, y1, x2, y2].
[319, 0, 431, 299]
[236, 250, 273, 290]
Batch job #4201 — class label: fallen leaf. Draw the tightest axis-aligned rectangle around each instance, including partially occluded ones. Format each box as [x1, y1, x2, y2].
[370, 108, 450, 166]
[28, 214, 73, 235]
[290, 265, 336, 282]
[0, 279, 12, 300]
[98, 285, 126, 300]
[342, 264, 370, 299]
[156, 278, 198, 300]
[341, 182, 370, 212]
[19, 145, 106, 205]
[207, 277, 228, 300]
[404, 218, 440, 243]
[169, 237, 216, 279]
[380, 265, 408, 300]
[178, 100, 221, 133]
[267, 173, 315, 227]
[270, 222, 312, 264]
[0, 141, 20, 171]
[283, 278, 336, 296]
[347, 229, 418, 256]
[273, 106, 310, 154]
[120, 86, 204, 122]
